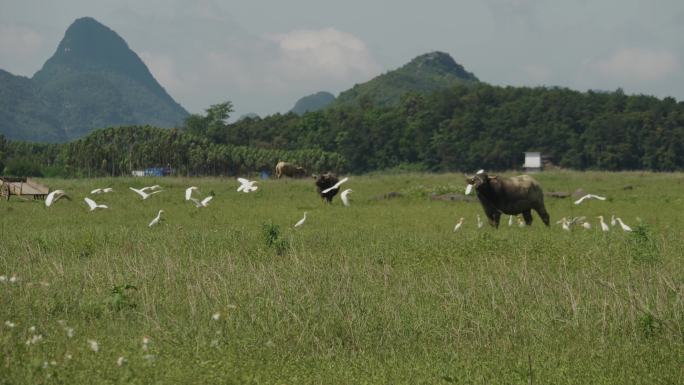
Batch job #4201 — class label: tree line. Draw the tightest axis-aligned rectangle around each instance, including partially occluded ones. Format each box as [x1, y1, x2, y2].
[2, 83, 684, 177]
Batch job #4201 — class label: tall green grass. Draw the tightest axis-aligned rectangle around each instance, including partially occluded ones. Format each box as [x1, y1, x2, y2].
[1, 171, 683, 384]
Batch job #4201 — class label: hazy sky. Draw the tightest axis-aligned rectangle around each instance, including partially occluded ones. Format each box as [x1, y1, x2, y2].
[2, 0, 683, 117]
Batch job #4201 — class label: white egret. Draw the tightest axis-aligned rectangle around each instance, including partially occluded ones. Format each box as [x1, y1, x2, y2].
[476, 214, 483, 229]
[140, 185, 161, 192]
[465, 169, 485, 195]
[45, 190, 68, 207]
[237, 178, 258, 193]
[129, 187, 163, 200]
[453, 217, 464, 232]
[84, 197, 108, 211]
[574, 194, 607, 205]
[561, 218, 571, 231]
[321, 177, 349, 194]
[294, 212, 307, 228]
[610, 214, 616, 226]
[582, 222, 592, 230]
[91, 188, 114, 194]
[597, 216, 610, 232]
[340, 189, 353, 207]
[185, 186, 199, 201]
[148, 210, 164, 227]
[616, 217, 632, 232]
[189, 196, 213, 208]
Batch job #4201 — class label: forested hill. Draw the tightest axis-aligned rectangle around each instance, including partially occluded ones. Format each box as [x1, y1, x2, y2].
[3, 70, 684, 176]
[0, 17, 188, 143]
[290, 91, 336, 115]
[331, 51, 479, 109]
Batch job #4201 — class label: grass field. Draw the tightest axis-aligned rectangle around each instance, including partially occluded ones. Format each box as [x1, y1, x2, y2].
[1, 171, 683, 384]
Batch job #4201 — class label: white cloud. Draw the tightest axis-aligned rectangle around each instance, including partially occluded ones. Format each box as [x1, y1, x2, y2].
[595, 48, 678, 82]
[267, 28, 381, 83]
[0, 24, 44, 59]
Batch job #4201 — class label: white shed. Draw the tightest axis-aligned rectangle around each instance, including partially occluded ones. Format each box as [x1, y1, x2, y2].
[523, 152, 542, 172]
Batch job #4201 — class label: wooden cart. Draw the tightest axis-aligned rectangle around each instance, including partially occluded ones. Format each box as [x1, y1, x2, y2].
[0, 177, 50, 201]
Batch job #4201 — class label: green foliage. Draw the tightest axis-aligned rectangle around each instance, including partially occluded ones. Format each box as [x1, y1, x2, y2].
[629, 223, 660, 264]
[261, 221, 289, 256]
[108, 284, 138, 312]
[2, 157, 43, 177]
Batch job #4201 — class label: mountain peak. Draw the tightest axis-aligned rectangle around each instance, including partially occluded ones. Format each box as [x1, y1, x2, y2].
[404, 51, 478, 81]
[332, 51, 479, 108]
[290, 91, 336, 115]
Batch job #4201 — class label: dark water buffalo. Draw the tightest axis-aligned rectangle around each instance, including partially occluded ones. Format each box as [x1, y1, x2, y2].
[314, 173, 339, 203]
[466, 173, 550, 227]
[275, 161, 307, 179]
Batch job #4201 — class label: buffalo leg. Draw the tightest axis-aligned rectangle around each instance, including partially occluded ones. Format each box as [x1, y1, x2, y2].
[522, 210, 533, 226]
[534, 205, 550, 226]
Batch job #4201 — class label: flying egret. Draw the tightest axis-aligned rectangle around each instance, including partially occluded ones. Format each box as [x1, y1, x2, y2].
[597, 216, 610, 232]
[574, 194, 607, 205]
[84, 197, 108, 211]
[189, 196, 213, 208]
[340, 189, 353, 207]
[453, 217, 464, 232]
[129, 187, 163, 200]
[508, 215, 513, 226]
[237, 178, 258, 193]
[610, 214, 616, 226]
[321, 177, 349, 194]
[149, 210, 164, 227]
[476, 214, 483, 229]
[45, 190, 68, 207]
[185, 186, 199, 201]
[140, 185, 162, 192]
[465, 169, 485, 195]
[294, 212, 307, 228]
[616, 217, 632, 232]
[91, 188, 114, 194]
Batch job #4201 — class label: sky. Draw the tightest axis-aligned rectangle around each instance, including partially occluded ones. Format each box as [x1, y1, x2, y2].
[1, 0, 683, 118]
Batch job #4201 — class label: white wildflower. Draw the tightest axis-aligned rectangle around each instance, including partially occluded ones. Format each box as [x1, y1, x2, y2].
[87, 339, 99, 352]
[28, 326, 36, 332]
[210, 339, 219, 347]
[42, 361, 49, 369]
[143, 354, 156, 361]
[64, 353, 73, 360]
[212, 312, 221, 321]
[9, 275, 18, 283]
[50, 360, 57, 366]
[66, 327, 74, 338]
[142, 336, 150, 351]
[4, 320, 16, 328]
[0, 275, 6, 282]
[26, 334, 43, 345]
[116, 356, 127, 366]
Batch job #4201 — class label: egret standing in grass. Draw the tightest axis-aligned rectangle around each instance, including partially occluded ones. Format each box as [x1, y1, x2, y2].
[616, 217, 633, 232]
[453, 217, 464, 232]
[476, 214, 483, 229]
[129, 187, 163, 200]
[45, 190, 68, 207]
[597, 216, 610, 232]
[340, 189, 353, 207]
[149, 210, 164, 227]
[84, 197, 108, 211]
[294, 212, 307, 228]
[611, 214, 616, 226]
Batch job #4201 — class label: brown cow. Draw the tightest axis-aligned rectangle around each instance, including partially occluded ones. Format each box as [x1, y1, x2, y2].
[465, 173, 550, 228]
[314, 173, 340, 203]
[275, 161, 307, 179]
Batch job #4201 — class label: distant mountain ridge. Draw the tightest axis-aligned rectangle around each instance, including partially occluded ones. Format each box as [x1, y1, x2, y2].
[332, 51, 479, 108]
[0, 17, 188, 142]
[290, 91, 336, 115]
